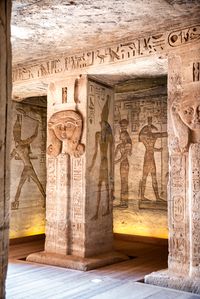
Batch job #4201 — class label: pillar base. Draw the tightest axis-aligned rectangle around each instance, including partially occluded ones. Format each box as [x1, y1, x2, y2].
[26, 251, 129, 271]
[145, 269, 200, 295]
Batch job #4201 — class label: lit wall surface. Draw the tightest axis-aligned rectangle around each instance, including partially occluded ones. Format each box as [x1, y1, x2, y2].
[10, 100, 46, 239]
[113, 82, 168, 239]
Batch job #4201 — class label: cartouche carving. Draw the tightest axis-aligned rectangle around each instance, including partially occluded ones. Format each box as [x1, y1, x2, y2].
[47, 110, 85, 157]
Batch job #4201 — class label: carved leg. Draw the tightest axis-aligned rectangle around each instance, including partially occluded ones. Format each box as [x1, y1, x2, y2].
[31, 170, 46, 207]
[141, 175, 147, 200]
[103, 182, 110, 216]
[12, 172, 27, 209]
[91, 182, 102, 220]
[152, 173, 163, 201]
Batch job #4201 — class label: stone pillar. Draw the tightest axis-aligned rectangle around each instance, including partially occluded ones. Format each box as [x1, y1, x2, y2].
[0, 1, 12, 298]
[145, 43, 200, 294]
[27, 75, 127, 270]
[189, 144, 200, 279]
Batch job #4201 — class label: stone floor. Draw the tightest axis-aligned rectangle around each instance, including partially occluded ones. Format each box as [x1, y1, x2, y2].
[6, 260, 200, 299]
[6, 238, 200, 299]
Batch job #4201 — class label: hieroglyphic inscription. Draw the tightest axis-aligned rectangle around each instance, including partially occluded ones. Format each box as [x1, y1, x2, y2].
[45, 157, 57, 252]
[170, 154, 188, 265]
[88, 83, 95, 124]
[71, 157, 84, 223]
[62, 87, 68, 103]
[114, 94, 168, 210]
[173, 196, 184, 222]
[70, 156, 84, 253]
[88, 81, 108, 125]
[168, 25, 200, 47]
[12, 24, 200, 83]
[193, 62, 200, 82]
[190, 144, 200, 273]
[46, 154, 70, 254]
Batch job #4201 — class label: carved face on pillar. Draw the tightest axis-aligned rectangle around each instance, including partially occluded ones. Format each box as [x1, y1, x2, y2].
[171, 87, 200, 151]
[178, 97, 200, 131]
[47, 110, 85, 157]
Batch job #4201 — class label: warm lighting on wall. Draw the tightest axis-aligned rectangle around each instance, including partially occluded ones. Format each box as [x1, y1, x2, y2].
[113, 224, 168, 239]
[9, 213, 45, 239]
[9, 227, 45, 239]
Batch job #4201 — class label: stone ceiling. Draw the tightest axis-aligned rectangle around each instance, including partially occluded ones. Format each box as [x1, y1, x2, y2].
[11, 0, 200, 66]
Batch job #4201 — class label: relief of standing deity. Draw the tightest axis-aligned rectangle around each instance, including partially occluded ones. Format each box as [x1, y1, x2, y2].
[114, 119, 132, 208]
[139, 116, 167, 203]
[89, 96, 114, 220]
[11, 113, 45, 210]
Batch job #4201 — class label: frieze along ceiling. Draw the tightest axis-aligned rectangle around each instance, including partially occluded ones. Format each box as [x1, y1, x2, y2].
[11, 0, 200, 98]
[12, 0, 200, 66]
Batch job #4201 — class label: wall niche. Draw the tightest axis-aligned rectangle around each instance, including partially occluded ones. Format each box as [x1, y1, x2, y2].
[113, 77, 168, 239]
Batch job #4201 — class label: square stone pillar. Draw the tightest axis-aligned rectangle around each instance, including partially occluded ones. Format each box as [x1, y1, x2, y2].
[27, 75, 127, 270]
[145, 43, 200, 294]
[0, 1, 12, 298]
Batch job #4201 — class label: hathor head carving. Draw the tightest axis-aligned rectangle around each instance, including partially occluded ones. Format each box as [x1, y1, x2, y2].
[171, 86, 200, 152]
[47, 110, 85, 157]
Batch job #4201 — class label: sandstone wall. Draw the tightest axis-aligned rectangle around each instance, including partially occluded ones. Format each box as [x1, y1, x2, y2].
[86, 78, 114, 256]
[10, 100, 46, 238]
[0, 1, 11, 298]
[168, 43, 200, 276]
[113, 82, 168, 238]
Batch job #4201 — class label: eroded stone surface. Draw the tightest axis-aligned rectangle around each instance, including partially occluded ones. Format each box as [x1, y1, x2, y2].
[10, 99, 46, 238]
[0, 1, 12, 298]
[113, 81, 168, 238]
[146, 42, 200, 292]
[11, 0, 200, 66]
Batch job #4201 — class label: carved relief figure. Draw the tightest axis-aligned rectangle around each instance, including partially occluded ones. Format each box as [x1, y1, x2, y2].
[139, 116, 167, 202]
[171, 89, 200, 151]
[62, 87, 68, 103]
[115, 119, 132, 208]
[47, 110, 85, 157]
[193, 62, 200, 82]
[89, 97, 113, 220]
[11, 114, 45, 210]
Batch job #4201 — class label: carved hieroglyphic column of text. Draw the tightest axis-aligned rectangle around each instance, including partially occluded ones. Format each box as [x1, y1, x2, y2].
[0, 1, 11, 298]
[189, 144, 200, 278]
[70, 156, 85, 256]
[168, 54, 190, 275]
[45, 154, 70, 255]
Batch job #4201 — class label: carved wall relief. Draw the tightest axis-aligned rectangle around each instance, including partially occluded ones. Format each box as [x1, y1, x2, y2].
[114, 119, 132, 208]
[171, 87, 200, 151]
[139, 116, 167, 206]
[168, 25, 200, 48]
[10, 101, 46, 239]
[113, 87, 168, 238]
[47, 110, 85, 158]
[62, 87, 68, 103]
[46, 89, 86, 255]
[168, 50, 200, 277]
[10, 106, 46, 210]
[114, 93, 168, 212]
[169, 154, 188, 272]
[89, 97, 114, 220]
[12, 23, 200, 83]
[189, 144, 200, 277]
[193, 62, 200, 82]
